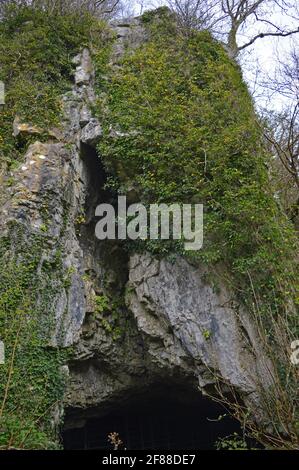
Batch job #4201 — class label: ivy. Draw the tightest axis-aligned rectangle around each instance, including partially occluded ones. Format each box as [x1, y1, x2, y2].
[97, 14, 298, 330]
[96, 12, 299, 445]
[0, 4, 106, 170]
[0, 5, 111, 449]
[0, 226, 70, 449]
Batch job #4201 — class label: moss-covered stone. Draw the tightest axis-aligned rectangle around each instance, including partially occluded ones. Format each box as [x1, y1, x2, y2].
[0, 5, 112, 449]
[98, 13, 298, 330]
[0, 4, 106, 171]
[0, 225, 69, 449]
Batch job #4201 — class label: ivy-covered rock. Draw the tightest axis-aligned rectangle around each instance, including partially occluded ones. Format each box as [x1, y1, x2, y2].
[0, 5, 298, 451]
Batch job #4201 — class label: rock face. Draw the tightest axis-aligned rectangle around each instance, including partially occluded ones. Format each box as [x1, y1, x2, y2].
[127, 254, 272, 415]
[80, 118, 103, 146]
[0, 47, 100, 348]
[63, 19, 273, 429]
[65, 248, 272, 426]
[0, 16, 273, 441]
[0, 138, 87, 347]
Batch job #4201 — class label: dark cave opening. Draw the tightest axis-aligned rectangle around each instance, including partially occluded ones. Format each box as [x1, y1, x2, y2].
[69, 147, 246, 451]
[80, 142, 110, 222]
[62, 385, 242, 450]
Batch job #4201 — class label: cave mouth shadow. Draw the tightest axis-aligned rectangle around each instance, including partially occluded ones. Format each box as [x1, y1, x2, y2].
[62, 384, 243, 450]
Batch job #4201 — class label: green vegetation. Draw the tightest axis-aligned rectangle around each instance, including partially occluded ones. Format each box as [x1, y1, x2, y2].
[0, 3, 298, 450]
[97, 11, 299, 447]
[0, 5, 111, 449]
[98, 11, 298, 325]
[216, 433, 249, 450]
[0, 4, 107, 171]
[94, 294, 110, 314]
[0, 225, 69, 449]
[202, 329, 212, 340]
[94, 294, 123, 341]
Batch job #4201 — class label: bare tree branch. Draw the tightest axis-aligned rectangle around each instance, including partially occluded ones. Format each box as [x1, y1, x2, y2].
[238, 26, 299, 52]
[167, 0, 299, 58]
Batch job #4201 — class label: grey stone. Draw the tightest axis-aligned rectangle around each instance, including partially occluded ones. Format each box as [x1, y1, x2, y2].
[126, 253, 274, 405]
[0, 19, 276, 439]
[80, 119, 103, 146]
[80, 104, 92, 127]
[75, 48, 93, 85]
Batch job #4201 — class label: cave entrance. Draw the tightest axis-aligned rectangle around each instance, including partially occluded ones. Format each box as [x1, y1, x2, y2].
[62, 384, 242, 450]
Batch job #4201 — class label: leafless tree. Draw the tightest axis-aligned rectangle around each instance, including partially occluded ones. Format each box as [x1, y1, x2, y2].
[167, 0, 299, 58]
[262, 45, 299, 225]
[116, 0, 141, 19]
[262, 44, 299, 102]
[37, 0, 122, 16]
[266, 105, 299, 187]
[221, 0, 299, 58]
[166, 0, 220, 32]
[264, 108, 299, 227]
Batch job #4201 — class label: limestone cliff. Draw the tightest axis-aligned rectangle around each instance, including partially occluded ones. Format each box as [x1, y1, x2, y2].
[0, 8, 298, 450]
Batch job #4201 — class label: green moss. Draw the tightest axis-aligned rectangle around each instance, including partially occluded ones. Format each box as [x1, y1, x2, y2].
[0, 225, 70, 449]
[0, 4, 107, 170]
[97, 20, 298, 328]
[203, 329, 212, 340]
[94, 294, 123, 341]
[141, 6, 174, 24]
[0, 5, 112, 449]
[96, 17, 299, 443]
